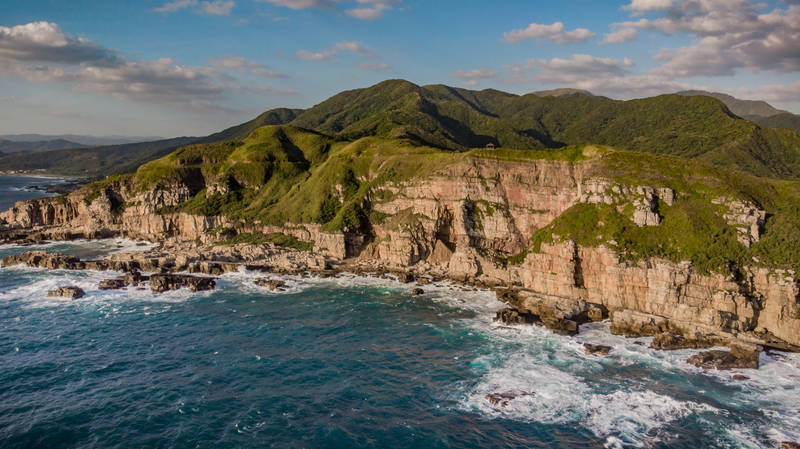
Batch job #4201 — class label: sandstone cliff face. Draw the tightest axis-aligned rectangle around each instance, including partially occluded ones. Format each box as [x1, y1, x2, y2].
[1, 156, 798, 348]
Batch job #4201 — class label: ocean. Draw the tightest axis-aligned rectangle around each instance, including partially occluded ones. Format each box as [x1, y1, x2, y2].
[0, 175, 798, 448]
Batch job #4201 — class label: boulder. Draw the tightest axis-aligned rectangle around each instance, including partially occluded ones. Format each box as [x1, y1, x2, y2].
[493, 308, 541, 325]
[427, 240, 454, 265]
[47, 286, 85, 299]
[650, 333, 720, 350]
[395, 272, 414, 283]
[411, 288, 424, 295]
[254, 278, 287, 292]
[150, 274, 215, 293]
[98, 279, 127, 290]
[542, 317, 579, 336]
[782, 442, 800, 449]
[584, 343, 613, 355]
[686, 341, 761, 370]
[416, 277, 430, 286]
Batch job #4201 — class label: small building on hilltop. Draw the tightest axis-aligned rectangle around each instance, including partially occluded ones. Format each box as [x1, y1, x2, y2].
[485, 143, 496, 150]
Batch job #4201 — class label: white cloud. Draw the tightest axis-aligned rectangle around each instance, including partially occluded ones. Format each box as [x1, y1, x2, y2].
[732, 81, 800, 108]
[506, 54, 635, 84]
[614, 1, 800, 77]
[501, 53, 708, 99]
[296, 41, 377, 61]
[256, 0, 339, 10]
[154, 0, 234, 15]
[201, 0, 235, 15]
[0, 22, 119, 67]
[356, 62, 390, 70]
[344, 0, 400, 20]
[154, 0, 198, 13]
[502, 22, 596, 44]
[208, 55, 287, 77]
[602, 27, 639, 44]
[450, 68, 499, 87]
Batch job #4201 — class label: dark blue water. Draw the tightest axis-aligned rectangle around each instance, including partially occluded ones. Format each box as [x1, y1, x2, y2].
[0, 175, 73, 211]
[0, 176, 798, 448]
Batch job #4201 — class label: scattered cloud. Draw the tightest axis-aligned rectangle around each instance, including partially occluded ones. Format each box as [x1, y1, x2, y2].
[732, 80, 800, 108]
[296, 41, 377, 61]
[258, 0, 401, 19]
[208, 54, 287, 77]
[201, 0, 235, 15]
[450, 68, 499, 86]
[243, 86, 297, 95]
[500, 54, 697, 99]
[154, 0, 198, 13]
[502, 22, 596, 44]
[0, 96, 16, 102]
[613, 0, 800, 76]
[257, 0, 339, 9]
[0, 22, 119, 67]
[357, 62, 390, 70]
[154, 0, 235, 15]
[602, 27, 639, 44]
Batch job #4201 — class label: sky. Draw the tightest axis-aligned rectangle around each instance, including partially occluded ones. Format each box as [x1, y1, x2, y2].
[1, 0, 800, 138]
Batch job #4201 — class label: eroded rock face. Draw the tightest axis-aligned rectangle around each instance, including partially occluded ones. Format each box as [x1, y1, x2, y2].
[48, 286, 85, 299]
[713, 197, 766, 248]
[98, 279, 127, 290]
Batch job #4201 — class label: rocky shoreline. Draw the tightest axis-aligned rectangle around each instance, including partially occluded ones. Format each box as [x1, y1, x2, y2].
[1, 242, 788, 373]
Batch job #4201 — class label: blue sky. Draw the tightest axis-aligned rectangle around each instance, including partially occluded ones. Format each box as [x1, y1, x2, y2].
[1, 0, 799, 138]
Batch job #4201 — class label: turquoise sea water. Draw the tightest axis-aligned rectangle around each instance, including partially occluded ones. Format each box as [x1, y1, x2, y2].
[0, 176, 799, 448]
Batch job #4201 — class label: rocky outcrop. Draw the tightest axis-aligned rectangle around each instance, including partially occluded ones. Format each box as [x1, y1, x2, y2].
[686, 340, 761, 370]
[254, 278, 286, 291]
[150, 274, 215, 293]
[649, 332, 721, 350]
[48, 286, 85, 299]
[713, 197, 766, 248]
[583, 343, 612, 355]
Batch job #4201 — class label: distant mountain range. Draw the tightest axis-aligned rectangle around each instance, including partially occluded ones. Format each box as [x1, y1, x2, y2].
[0, 139, 89, 154]
[676, 90, 800, 135]
[0, 134, 165, 146]
[1, 80, 799, 180]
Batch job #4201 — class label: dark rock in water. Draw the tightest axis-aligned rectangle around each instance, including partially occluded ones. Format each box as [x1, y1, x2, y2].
[782, 442, 800, 449]
[47, 286, 85, 299]
[254, 278, 287, 291]
[485, 390, 535, 408]
[98, 279, 127, 290]
[416, 277, 430, 286]
[395, 272, 414, 283]
[732, 374, 750, 381]
[2, 251, 88, 270]
[633, 341, 645, 346]
[650, 332, 719, 350]
[123, 270, 147, 286]
[542, 317, 579, 336]
[584, 343, 613, 355]
[411, 288, 424, 295]
[493, 308, 541, 325]
[150, 274, 215, 293]
[686, 341, 761, 370]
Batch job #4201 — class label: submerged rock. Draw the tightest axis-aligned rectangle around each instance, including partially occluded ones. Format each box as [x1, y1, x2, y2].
[485, 390, 535, 408]
[542, 317, 579, 336]
[584, 343, 613, 355]
[686, 341, 761, 370]
[411, 288, 424, 295]
[47, 286, 85, 299]
[395, 272, 414, 283]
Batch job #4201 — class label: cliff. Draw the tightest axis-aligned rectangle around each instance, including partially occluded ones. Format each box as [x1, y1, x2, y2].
[1, 130, 799, 350]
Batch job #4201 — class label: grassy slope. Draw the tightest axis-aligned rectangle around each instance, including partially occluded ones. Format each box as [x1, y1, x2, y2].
[107, 124, 800, 276]
[753, 113, 800, 136]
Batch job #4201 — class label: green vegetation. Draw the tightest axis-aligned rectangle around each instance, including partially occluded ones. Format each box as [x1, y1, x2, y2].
[219, 232, 314, 251]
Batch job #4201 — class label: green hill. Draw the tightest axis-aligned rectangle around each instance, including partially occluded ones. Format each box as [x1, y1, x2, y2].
[0, 137, 196, 177]
[676, 90, 788, 118]
[287, 80, 800, 180]
[0, 139, 89, 153]
[752, 112, 800, 136]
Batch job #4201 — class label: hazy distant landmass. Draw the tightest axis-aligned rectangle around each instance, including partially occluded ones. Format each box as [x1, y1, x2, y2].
[531, 88, 598, 99]
[0, 139, 89, 153]
[675, 90, 789, 118]
[0, 134, 165, 146]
